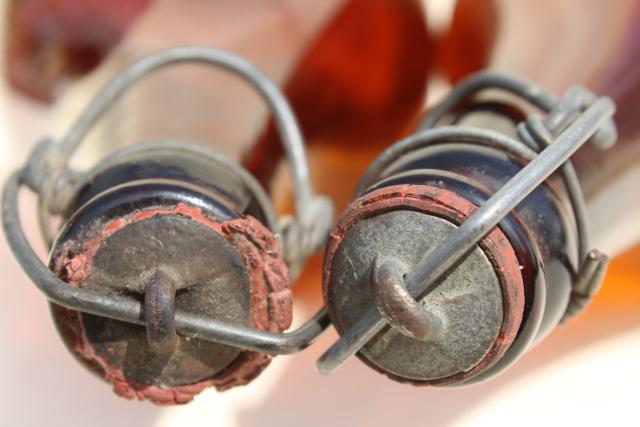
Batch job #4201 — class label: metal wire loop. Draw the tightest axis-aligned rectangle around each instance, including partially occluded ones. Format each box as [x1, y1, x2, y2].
[3, 46, 333, 356]
[25, 45, 332, 260]
[316, 72, 617, 375]
[3, 169, 331, 354]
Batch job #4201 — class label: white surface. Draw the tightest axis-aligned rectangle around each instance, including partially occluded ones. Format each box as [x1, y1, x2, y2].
[453, 328, 640, 427]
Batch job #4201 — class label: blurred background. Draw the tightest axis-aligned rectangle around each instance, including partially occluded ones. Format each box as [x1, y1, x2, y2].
[1, 0, 640, 425]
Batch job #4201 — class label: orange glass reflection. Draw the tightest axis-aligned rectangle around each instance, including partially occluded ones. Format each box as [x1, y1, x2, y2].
[246, 0, 431, 190]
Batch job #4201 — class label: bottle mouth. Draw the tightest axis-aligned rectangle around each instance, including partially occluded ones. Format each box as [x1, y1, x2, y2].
[323, 184, 524, 385]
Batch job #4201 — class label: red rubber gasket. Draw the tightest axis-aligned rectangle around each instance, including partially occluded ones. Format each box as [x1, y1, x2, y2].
[52, 202, 292, 405]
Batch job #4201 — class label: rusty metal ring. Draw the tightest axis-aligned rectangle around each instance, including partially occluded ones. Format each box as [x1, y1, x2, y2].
[144, 268, 179, 354]
[371, 257, 442, 341]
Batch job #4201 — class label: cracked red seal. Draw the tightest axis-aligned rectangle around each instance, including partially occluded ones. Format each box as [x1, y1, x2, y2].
[49, 162, 293, 405]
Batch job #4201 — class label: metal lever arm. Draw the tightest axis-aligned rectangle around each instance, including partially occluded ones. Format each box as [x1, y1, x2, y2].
[316, 97, 616, 375]
[2, 172, 330, 355]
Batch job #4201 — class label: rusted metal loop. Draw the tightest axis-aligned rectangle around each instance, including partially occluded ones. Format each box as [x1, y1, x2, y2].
[3, 170, 331, 355]
[371, 257, 441, 341]
[144, 268, 179, 354]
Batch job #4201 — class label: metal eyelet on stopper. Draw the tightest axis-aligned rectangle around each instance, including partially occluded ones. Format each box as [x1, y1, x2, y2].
[144, 268, 179, 355]
[3, 46, 333, 403]
[371, 257, 442, 341]
[318, 72, 617, 384]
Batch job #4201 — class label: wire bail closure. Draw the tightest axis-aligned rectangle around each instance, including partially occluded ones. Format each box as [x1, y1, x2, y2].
[3, 46, 333, 358]
[316, 72, 617, 375]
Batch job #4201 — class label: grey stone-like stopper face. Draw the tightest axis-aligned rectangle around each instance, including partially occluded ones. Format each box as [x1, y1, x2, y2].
[326, 210, 504, 382]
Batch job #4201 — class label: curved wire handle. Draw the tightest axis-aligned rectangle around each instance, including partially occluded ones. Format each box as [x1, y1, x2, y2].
[26, 45, 332, 259]
[317, 72, 617, 375]
[3, 46, 332, 356]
